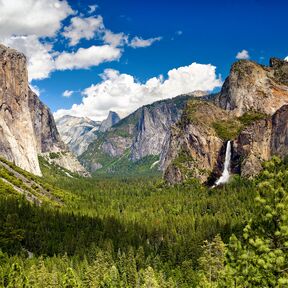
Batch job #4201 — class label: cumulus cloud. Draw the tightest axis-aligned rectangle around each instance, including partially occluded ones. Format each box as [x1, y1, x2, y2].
[0, 0, 71, 80]
[285, 56, 288, 61]
[103, 30, 128, 47]
[0, 0, 73, 38]
[62, 16, 104, 46]
[129, 36, 162, 48]
[3, 36, 55, 81]
[63, 90, 74, 98]
[0, 0, 163, 81]
[54, 62, 222, 121]
[236, 49, 250, 60]
[55, 45, 122, 70]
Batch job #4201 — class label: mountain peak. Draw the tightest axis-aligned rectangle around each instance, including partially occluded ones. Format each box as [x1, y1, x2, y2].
[99, 111, 120, 132]
[215, 57, 288, 116]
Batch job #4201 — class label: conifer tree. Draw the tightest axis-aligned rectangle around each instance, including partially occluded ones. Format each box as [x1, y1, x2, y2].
[197, 234, 226, 288]
[224, 157, 288, 287]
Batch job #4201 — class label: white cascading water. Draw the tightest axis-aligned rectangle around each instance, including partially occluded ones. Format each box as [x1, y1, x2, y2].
[215, 140, 232, 186]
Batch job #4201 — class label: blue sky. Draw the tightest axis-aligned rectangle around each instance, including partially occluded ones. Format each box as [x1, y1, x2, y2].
[0, 0, 287, 120]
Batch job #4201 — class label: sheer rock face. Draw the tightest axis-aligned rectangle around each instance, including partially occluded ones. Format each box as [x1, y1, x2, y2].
[233, 105, 288, 178]
[161, 101, 227, 184]
[130, 101, 183, 161]
[28, 89, 66, 154]
[0, 44, 87, 176]
[0, 44, 42, 175]
[215, 59, 288, 116]
[163, 102, 288, 184]
[233, 119, 272, 178]
[271, 105, 288, 156]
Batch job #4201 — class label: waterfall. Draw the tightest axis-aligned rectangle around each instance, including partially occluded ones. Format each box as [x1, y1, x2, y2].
[215, 141, 232, 186]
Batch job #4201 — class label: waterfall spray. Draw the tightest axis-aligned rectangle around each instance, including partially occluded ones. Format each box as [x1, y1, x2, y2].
[215, 141, 232, 186]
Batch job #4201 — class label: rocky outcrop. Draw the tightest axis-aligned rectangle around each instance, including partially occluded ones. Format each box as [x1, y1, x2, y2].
[233, 105, 288, 178]
[30, 98, 88, 176]
[233, 118, 272, 178]
[0, 44, 41, 175]
[215, 58, 288, 116]
[271, 105, 288, 156]
[161, 100, 228, 184]
[0, 44, 87, 176]
[164, 58, 288, 184]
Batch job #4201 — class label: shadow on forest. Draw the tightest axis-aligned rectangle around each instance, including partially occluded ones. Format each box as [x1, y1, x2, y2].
[0, 196, 245, 267]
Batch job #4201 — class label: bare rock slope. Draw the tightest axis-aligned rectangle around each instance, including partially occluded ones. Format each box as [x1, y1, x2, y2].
[215, 58, 288, 116]
[55, 111, 120, 156]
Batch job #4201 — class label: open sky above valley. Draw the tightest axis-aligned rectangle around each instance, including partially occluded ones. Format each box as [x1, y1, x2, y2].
[0, 0, 287, 120]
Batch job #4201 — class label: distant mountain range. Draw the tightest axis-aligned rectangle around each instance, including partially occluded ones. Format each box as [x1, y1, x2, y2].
[56, 111, 120, 156]
[56, 92, 208, 176]
[1, 42, 288, 183]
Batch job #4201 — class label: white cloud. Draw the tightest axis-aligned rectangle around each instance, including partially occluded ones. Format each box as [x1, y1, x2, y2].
[236, 49, 250, 60]
[0, 0, 164, 81]
[54, 62, 222, 121]
[0, 0, 72, 81]
[55, 45, 122, 70]
[285, 56, 288, 61]
[0, 0, 73, 38]
[63, 90, 74, 98]
[88, 5, 98, 14]
[62, 16, 104, 46]
[129, 36, 162, 48]
[3, 36, 55, 81]
[103, 30, 128, 47]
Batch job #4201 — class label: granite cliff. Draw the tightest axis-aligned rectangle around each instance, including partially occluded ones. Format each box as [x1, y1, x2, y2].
[215, 58, 288, 116]
[0, 44, 86, 176]
[164, 58, 288, 184]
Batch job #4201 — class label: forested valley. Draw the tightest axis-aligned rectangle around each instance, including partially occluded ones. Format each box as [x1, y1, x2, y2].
[1, 156, 287, 287]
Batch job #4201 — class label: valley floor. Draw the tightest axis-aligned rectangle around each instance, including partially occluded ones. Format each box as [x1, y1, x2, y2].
[0, 157, 286, 287]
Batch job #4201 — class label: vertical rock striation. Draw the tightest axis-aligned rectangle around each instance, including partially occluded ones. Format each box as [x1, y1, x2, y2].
[0, 44, 41, 175]
[28, 89, 66, 154]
